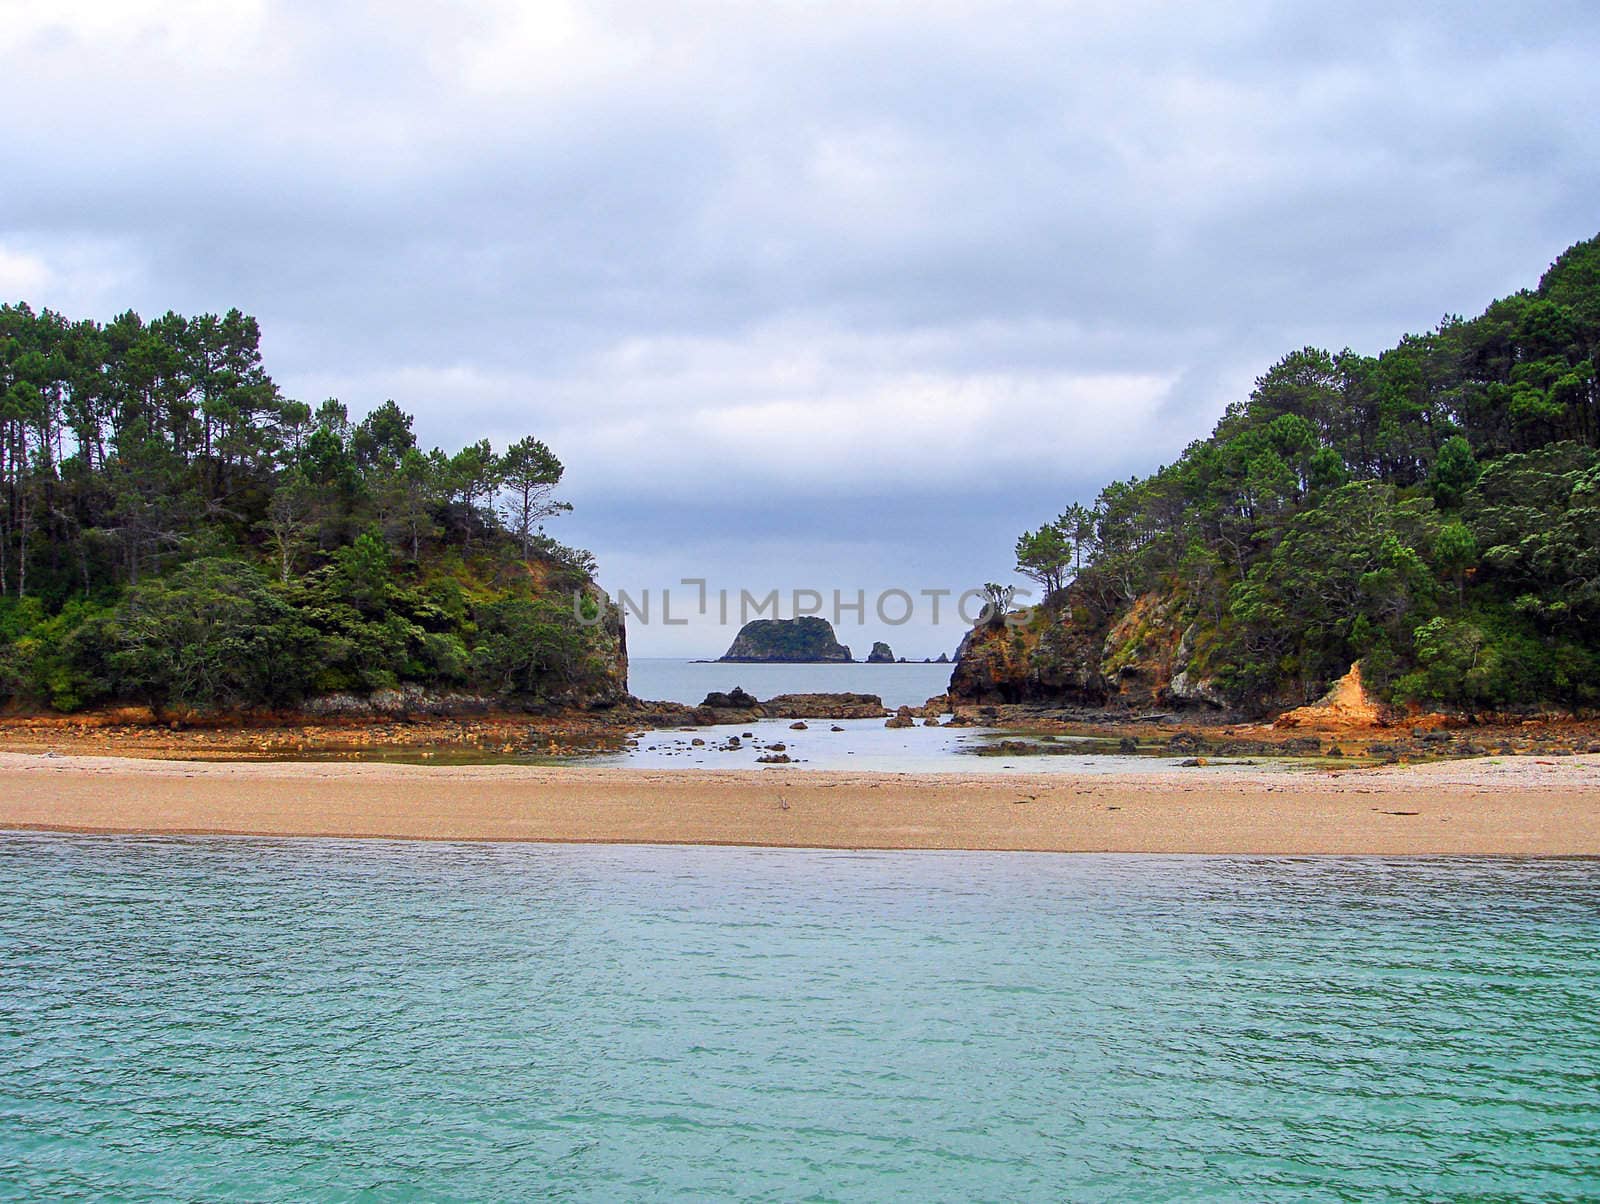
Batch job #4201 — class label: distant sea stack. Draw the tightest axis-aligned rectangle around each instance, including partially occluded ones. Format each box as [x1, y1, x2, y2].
[866, 642, 895, 663]
[719, 617, 853, 663]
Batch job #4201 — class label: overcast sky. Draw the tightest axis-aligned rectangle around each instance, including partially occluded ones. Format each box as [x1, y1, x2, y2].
[3, 0, 1598, 656]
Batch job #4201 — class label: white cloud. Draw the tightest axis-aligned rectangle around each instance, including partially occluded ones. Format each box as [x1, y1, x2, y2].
[3, 0, 1598, 655]
[0, 244, 51, 297]
[0, 237, 141, 314]
[0, 0, 268, 58]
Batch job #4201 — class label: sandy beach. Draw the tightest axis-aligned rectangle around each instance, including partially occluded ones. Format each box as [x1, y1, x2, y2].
[2, 751, 1598, 854]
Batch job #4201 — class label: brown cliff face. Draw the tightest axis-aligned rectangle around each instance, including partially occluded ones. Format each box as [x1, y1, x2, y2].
[1098, 593, 1184, 708]
[947, 602, 1110, 706]
[584, 584, 630, 706]
[947, 588, 1228, 712]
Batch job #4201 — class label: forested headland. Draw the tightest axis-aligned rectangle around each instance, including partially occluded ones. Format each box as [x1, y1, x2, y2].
[977, 233, 1600, 715]
[0, 306, 624, 715]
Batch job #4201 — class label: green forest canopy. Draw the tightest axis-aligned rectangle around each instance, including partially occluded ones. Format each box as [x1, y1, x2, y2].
[1013, 233, 1600, 711]
[0, 305, 620, 713]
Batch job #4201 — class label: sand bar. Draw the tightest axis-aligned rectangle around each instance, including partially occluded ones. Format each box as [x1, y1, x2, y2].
[2, 751, 1599, 854]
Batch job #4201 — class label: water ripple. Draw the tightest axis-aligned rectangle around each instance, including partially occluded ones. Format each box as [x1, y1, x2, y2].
[2, 837, 1598, 1201]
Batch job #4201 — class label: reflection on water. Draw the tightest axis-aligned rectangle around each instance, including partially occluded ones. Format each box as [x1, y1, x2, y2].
[586, 715, 1213, 773]
[3, 836, 1598, 1201]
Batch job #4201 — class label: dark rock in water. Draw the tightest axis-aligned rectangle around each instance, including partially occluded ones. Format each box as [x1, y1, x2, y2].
[756, 753, 792, 763]
[885, 706, 916, 729]
[866, 641, 896, 664]
[700, 686, 760, 709]
[761, 693, 887, 719]
[790, 721, 808, 730]
[934, 652, 950, 664]
[720, 617, 852, 663]
[831, 724, 845, 732]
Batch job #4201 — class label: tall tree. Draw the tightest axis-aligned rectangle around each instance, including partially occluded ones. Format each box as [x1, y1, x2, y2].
[498, 436, 569, 558]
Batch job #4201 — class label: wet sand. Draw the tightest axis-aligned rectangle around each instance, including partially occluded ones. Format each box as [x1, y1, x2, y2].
[2, 751, 1598, 854]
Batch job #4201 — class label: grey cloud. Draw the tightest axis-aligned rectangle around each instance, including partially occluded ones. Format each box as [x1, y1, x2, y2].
[3, 1, 1598, 651]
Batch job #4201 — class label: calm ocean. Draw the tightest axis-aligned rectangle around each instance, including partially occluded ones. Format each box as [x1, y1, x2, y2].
[627, 658, 955, 709]
[4, 837, 1598, 1200]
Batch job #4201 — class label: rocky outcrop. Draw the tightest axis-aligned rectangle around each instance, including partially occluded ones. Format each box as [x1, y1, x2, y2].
[761, 693, 887, 719]
[719, 617, 852, 662]
[643, 690, 890, 724]
[1166, 624, 1225, 709]
[303, 687, 500, 718]
[946, 587, 1233, 713]
[947, 603, 1109, 706]
[1099, 593, 1185, 708]
[699, 687, 761, 710]
[584, 584, 630, 706]
[866, 641, 896, 663]
[1275, 662, 1385, 729]
[1168, 668, 1227, 708]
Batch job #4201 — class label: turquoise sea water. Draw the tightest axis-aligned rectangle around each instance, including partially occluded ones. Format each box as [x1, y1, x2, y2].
[2, 837, 1598, 1201]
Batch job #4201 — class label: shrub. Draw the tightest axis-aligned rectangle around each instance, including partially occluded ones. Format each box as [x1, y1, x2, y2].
[106, 559, 317, 710]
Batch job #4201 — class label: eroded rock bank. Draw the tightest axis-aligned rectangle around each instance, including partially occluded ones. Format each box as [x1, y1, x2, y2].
[941, 585, 1600, 758]
[0, 688, 903, 761]
[948, 589, 1219, 713]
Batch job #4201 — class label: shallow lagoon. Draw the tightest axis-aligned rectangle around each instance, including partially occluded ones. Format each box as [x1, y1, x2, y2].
[591, 715, 1216, 774]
